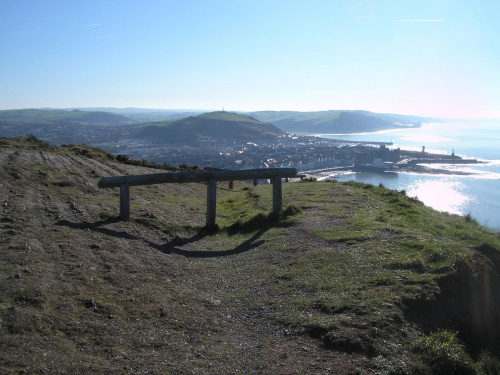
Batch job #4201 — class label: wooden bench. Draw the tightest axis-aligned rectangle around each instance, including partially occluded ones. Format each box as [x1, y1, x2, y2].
[98, 168, 298, 227]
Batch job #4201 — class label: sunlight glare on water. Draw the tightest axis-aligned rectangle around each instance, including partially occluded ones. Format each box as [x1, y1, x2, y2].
[323, 122, 500, 229]
[404, 179, 473, 215]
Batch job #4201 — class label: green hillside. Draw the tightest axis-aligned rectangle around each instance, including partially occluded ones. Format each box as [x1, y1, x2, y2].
[137, 111, 284, 142]
[0, 109, 136, 126]
[1, 137, 499, 374]
[249, 110, 432, 134]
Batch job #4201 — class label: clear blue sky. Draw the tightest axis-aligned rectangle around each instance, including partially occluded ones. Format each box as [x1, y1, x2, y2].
[1, 0, 499, 118]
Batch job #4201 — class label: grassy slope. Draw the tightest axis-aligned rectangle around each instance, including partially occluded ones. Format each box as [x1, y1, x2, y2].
[215, 182, 500, 373]
[1, 137, 499, 374]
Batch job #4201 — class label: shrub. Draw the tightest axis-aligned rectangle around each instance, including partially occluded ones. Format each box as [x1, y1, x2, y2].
[23, 134, 55, 151]
[412, 331, 476, 375]
[116, 154, 129, 162]
[179, 163, 199, 172]
[300, 177, 317, 182]
[282, 203, 302, 217]
[464, 213, 476, 223]
[229, 212, 269, 231]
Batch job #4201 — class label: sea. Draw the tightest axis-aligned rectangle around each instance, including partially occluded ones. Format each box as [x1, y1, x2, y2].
[319, 122, 500, 231]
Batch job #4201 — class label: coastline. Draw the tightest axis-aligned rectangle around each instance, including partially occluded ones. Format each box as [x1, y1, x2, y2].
[303, 162, 482, 180]
[396, 164, 475, 176]
[317, 123, 500, 230]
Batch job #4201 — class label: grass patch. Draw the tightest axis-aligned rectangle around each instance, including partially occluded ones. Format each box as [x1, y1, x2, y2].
[412, 331, 476, 375]
[227, 203, 302, 231]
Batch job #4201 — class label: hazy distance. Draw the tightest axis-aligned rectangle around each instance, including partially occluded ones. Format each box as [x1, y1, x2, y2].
[0, 1, 498, 119]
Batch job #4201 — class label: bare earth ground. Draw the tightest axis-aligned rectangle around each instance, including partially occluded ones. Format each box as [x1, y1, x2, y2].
[1, 142, 499, 374]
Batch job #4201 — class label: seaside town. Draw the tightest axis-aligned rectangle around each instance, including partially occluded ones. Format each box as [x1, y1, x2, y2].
[0, 109, 479, 178]
[93, 133, 390, 169]
[95, 133, 476, 178]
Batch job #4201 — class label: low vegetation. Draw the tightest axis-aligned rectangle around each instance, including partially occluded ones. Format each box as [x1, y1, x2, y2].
[1, 137, 499, 374]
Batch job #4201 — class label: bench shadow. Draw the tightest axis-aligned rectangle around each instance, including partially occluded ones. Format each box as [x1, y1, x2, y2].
[55, 218, 268, 258]
[160, 228, 267, 258]
[55, 218, 138, 240]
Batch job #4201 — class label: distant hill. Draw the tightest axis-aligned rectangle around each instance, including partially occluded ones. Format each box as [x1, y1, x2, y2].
[125, 111, 205, 123]
[58, 107, 207, 123]
[0, 109, 136, 126]
[249, 110, 436, 134]
[136, 111, 284, 142]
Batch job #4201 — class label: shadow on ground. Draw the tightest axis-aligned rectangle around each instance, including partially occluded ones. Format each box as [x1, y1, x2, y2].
[56, 218, 268, 258]
[161, 228, 267, 257]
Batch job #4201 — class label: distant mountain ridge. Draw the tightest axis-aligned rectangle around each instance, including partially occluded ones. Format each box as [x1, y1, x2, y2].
[58, 107, 206, 123]
[248, 110, 434, 134]
[136, 111, 284, 142]
[0, 108, 439, 144]
[0, 109, 136, 126]
[17, 107, 434, 134]
[65, 107, 432, 134]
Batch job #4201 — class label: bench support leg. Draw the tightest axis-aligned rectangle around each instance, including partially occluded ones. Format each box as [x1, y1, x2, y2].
[120, 183, 130, 221]
[272, 175, 282, 214]
[206, 178, 217, 227]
